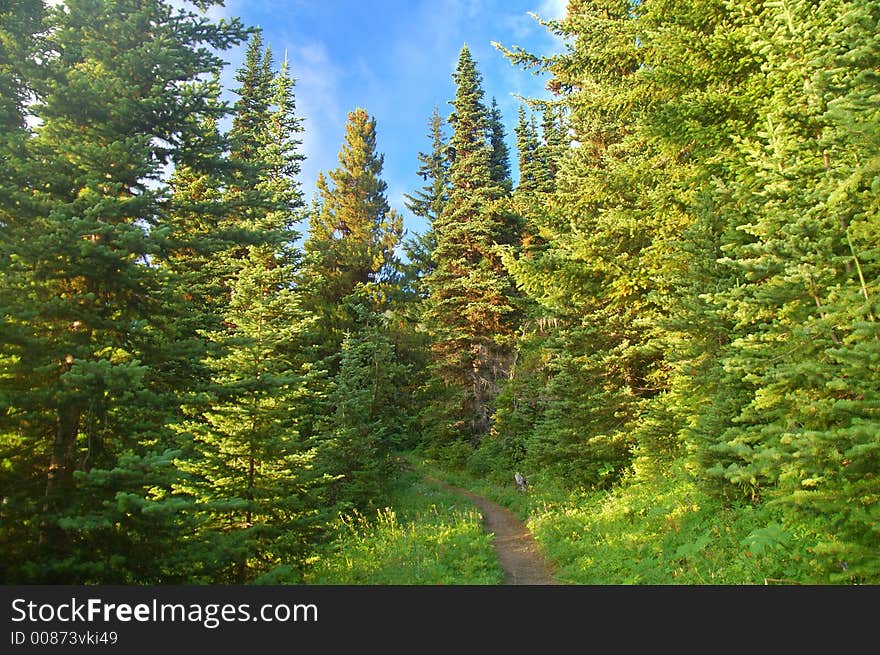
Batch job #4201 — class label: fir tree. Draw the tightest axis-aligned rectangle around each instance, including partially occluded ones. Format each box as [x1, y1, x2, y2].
[424, 45, 521, 440]
[299, 108, 403, 363]
[401, 106, 449, 297]
[510, 105, 554, 257]
[0, 0, 248, 582]
[314, 297, 410, 512]
[692, 0, 880, 581]
[229, 32, 274, 166]
[181, 247, 323, 583]
[497, 1, 684, 487]
[0, 0, 42, 131]
[0, 0, 50, 580]
[514, 106, 542, 196]
[488, 97, 513, 193]
[176, 49, 327, 583]
[538, 103, 566, 191]
[404, 106, 450, 227]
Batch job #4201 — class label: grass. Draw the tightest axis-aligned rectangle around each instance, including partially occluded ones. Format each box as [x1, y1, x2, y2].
[413, 451, 823, 585]
[526, 468, 785, 584]
[411, 453, 534, 520]
[302, 469, 504, 585]
[302, 449, 837, 585]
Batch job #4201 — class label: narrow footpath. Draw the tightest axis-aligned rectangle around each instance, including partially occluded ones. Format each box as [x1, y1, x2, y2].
[424, 475, 558, 585]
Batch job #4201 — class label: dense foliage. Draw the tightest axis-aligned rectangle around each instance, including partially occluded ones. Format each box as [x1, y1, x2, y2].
[1, 0, 876, 584]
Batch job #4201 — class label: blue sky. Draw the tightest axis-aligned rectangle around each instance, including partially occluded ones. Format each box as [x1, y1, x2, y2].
[211, 0, 566, 237]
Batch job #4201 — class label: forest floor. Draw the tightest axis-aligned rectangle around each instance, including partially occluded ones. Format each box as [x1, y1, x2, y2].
[423, 474, 558, 585]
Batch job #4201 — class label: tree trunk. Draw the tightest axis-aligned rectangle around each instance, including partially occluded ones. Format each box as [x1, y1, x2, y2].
[40, 403, 81, 545]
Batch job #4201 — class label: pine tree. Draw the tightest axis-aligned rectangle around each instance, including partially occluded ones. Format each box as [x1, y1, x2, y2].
[297, 109, 412, 509]
[401, 106, 449, 296]
[299, 108, 403, 363]
[510, 104, 557, 257]
[424, 45, 521, 440]
[488, 97, 513, 193]
[0, 0, 248, 582]
[165, 121, 228, 303]
[175, 49, 328, 583]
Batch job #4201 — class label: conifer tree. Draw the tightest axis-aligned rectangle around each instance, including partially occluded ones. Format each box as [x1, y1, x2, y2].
[0, 0, 248, 581]
[163, 113, 229, 314]
[181, 248, 323, 583]
[613, 0, 769, 484]
[510, 105, 555, 258]
[299, 108, 403, 363]
[690, 0, 880, 581]
[0, 0, 42, 131]
[401, 106, 449, 296]
[488, 97, 513, 193]
[404, 106, 450, 227]
[229, 32, 274, 166]
[156, 79, 239, 403]
[538, 104, 566, 191]
[497, 1, 684, 487]
[424, 45, 520, 440]
[176, 50, 327, 583]
[314, 297, 410, 512]
[294, 109, 410, 511]
[0, 0, 50, 579]
[514, 106, 542, 196]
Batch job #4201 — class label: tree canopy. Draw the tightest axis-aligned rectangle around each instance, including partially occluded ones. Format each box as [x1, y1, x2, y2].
[1, 0, 876, 586]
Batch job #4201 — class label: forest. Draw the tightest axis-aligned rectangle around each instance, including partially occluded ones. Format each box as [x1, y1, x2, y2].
[1, 0, 877, 585]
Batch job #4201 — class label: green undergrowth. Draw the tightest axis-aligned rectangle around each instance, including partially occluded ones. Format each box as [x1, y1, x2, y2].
[302, 469, 504, 584]
[411, 452, 533, 521]
[415, 452, 833, 585]
[528, 468, 819, 585]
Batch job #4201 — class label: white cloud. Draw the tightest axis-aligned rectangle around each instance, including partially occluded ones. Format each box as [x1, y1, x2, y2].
[282, 41, 344, 199]
[205, 0, 248, 23]
[536, 0, 567, 20]
[166, 0, 238, 17]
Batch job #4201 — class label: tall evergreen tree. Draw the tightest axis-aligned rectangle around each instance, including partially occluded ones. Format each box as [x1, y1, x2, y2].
[0, 0, 248, 582]
[180, 247, 323, 583]
[175, 49, 328, 583]
[295, 109, 409, 510]
[514, 106, 542, 196]
[229, 32, 274, 166]
[314, 297, 411, 512]
[496, 0, 687, 487]
[0, 0, 42, 131]
[690, 0, 880, 581]
[538, 103, 567, 190]
[401, 106, 449, 296]
[424, 45, 521, 440]
[0, 0, 50, 579]
[299, 108, 403, 363]
[404, 106, 450, 227]
[488, 97, 513, 193]
[510, 105, 555, 257]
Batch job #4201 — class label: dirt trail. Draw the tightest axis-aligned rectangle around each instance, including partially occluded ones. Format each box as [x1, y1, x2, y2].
[425, 475, 558, 585]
